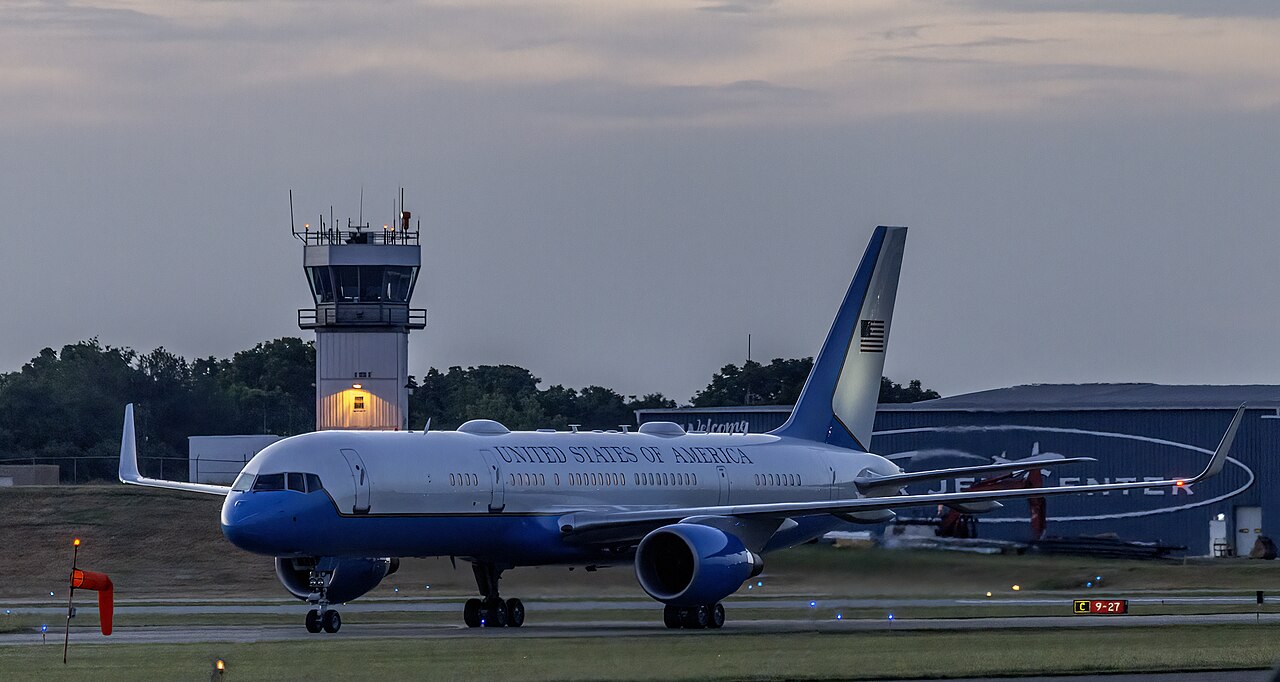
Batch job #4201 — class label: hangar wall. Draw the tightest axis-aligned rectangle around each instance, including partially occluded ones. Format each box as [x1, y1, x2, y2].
[637, 385, 1280, 555]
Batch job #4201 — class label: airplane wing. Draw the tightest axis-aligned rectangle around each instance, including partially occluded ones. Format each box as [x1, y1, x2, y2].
[558, 405, 1245, 545]
[118, 404, 231, 496]
[853, 455, 1096, 493]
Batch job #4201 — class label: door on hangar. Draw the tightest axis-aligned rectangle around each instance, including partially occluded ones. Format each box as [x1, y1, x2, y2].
[1235, 506, 1262, 557]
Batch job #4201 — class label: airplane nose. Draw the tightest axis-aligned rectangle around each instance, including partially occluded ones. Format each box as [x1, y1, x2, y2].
[221, 495, 280, 554]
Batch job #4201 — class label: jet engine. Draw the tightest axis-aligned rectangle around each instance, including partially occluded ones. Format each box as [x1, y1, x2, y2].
[275, 557, 399, 604]
[634, 523, 762, 606]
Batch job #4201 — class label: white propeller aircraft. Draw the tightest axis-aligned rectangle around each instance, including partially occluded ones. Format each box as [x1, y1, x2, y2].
[120, 225, 1244, 632]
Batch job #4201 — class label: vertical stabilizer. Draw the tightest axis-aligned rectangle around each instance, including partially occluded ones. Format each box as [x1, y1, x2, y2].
[770, 226, 907, 450]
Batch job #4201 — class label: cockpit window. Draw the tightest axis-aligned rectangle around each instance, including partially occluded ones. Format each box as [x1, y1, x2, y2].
[231, 472, 255, 492]
[252, 473, 286, 491]
[305, 473, 324, 493]
[287, 472, 306, 493]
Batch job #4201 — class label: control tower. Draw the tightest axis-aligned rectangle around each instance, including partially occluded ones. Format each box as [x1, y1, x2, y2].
[295, 196, 425, 430]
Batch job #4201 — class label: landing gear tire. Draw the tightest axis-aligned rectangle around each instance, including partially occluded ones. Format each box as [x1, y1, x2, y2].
[464, 598, 483, 628]
[707, 603, 725, 629]
[663, 605, 682, 629]
[681, 605, 709, 629]
[305, 609, 322, 633]
[322, 610, 341, 634]
[484, 600, 508, 628]
[505, 598, 525, 627]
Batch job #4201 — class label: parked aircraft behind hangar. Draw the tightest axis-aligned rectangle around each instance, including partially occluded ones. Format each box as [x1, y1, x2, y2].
[119, 225, 1244, 632]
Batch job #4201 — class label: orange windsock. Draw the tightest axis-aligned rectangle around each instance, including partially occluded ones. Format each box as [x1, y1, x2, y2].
[70, 569, 113, 635]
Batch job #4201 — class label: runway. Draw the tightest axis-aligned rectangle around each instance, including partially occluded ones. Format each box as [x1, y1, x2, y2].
[4, 611, 1279, 646]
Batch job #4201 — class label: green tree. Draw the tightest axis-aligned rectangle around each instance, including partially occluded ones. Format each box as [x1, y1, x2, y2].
[691, 357, 939, 407]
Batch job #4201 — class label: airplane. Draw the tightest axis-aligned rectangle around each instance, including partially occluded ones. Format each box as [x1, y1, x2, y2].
[118, 225, 1245, 633]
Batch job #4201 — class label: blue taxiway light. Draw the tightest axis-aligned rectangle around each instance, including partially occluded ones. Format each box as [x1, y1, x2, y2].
[757, 581, 763, 587]
[888, 614, 894, 621]
[836, 613, 843, 620]
[41, 624, 48, 632]
[1087, 582, 1093, 588]
[809, 601, 817, 608]
[1096, 576, 1103, 581]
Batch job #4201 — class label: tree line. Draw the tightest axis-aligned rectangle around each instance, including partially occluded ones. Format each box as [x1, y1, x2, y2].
[0, 338, 938, 482]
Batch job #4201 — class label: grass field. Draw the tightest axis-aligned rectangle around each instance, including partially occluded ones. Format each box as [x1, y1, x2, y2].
[7, 485, 1280, 603]
[2, 626, 1279, 680]
[7, 485, 1280, 679]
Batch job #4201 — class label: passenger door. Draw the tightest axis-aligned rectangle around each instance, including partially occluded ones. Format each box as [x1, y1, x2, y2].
[339, 448, 371, 514]
[716, 466, 729, 506]
[479, 449, 505, 512]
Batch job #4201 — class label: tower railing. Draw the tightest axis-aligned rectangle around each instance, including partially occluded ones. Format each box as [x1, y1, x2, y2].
[299, 304, 427, 329]
[296, 228, 419, 246]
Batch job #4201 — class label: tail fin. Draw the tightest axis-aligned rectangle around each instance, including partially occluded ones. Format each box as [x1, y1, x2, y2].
[770, 226, 908, 450]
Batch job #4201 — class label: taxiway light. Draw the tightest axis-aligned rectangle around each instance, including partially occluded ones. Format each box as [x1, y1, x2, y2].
[887, 613, 894, 621]
[41, 624, 48, 632]
[809, 601, 817, 608]
[1086, 582, 1093, 588]
[49, 592, 54, 597]
[1012, 585, 1021, 591]
[835, 613, 843, 620]
[1096, 576, 1102, 581]
[757, 581, 763, 587]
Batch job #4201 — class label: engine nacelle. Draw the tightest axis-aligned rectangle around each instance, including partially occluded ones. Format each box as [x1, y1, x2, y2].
[634, 523, 762, 607]
[275, 557, 399, 604]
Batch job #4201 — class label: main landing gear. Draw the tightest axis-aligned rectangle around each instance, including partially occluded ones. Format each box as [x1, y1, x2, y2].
[663, 603, 725, 630]
[302, 567, 342, 634]
[463, 562, 525, 628]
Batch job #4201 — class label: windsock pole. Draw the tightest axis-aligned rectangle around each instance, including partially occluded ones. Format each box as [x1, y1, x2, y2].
[63, 538, 79, 664]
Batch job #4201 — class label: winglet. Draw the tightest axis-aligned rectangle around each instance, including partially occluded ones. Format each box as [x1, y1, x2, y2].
[1189, 404, 1245, 483]
[118, 403, 231, 496]
[119, 403, 141, 484]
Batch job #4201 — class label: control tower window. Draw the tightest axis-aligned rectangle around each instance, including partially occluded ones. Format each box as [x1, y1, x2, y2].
[335, 266, 361, 302]
[309, 267, 334, 303]
[382, 266, 417, 302]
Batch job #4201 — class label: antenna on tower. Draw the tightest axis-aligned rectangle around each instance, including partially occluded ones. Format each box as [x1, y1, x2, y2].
[358, 186, 364, 229]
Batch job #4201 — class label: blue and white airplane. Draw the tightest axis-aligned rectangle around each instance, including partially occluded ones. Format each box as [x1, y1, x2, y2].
[119, 226, 1244, 633]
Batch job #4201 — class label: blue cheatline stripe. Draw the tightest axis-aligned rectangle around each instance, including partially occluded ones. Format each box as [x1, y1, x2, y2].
[769, 226, 887, 450]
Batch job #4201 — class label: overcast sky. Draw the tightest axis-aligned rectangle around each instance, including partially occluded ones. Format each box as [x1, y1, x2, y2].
[1, 1, 1277, 403]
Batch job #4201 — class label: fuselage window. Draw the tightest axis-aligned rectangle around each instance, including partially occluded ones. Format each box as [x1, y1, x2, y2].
[450, 473, 456, 486]
[232, 472, 255, 492]
[692, 473, 697, 485]
[661, 473, 668, 486]
[554, 473, 560, 486]
[539, 473, 545, 486]
[252, 473, 286, 491]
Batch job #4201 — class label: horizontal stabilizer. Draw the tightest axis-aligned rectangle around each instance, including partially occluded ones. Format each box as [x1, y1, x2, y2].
[854, 456, 1096, 492]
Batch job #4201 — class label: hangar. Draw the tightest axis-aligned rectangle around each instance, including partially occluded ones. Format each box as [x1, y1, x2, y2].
[636, 384, 1280, 556]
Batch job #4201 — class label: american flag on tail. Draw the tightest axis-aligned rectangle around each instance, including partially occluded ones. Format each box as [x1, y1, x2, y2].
[859, 319, 885, 352]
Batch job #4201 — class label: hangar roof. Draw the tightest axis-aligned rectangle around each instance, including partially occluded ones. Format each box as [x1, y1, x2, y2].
[880, 383, 1280, 412]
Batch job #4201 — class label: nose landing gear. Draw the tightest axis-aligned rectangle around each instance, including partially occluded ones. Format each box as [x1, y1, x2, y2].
[463, 562, 525, 628]
[302, 568, 342, 634]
